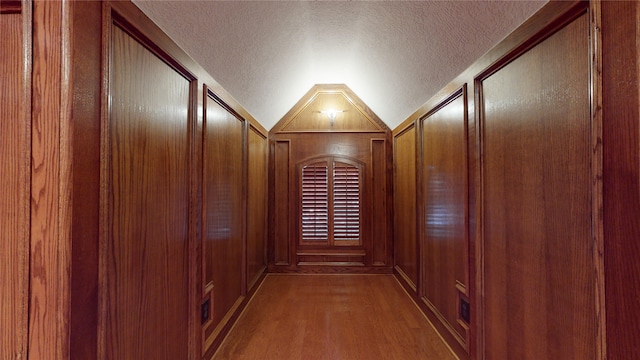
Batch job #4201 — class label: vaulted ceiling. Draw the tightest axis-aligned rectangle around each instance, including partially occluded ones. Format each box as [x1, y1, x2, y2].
[133, 0, 547, 130]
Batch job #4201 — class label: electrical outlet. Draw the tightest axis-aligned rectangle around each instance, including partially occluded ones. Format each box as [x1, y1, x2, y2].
[201, 298, 210, 325]
[460, 298, 470, 324]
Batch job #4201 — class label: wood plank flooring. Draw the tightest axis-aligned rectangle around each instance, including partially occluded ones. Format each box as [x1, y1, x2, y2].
[212, 274, 457, 360]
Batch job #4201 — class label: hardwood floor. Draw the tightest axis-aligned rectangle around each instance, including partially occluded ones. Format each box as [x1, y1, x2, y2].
[212, 274, 457, 359]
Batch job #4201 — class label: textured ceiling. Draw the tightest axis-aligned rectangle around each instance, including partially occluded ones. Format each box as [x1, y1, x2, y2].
[133, 0, 547, 130]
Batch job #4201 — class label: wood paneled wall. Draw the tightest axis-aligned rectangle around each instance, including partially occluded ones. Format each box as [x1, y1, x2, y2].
[269, 85, 393, 273]
[247, 125, 268, 289]
[421, 88, 469, 349]
[11, 1, 640, 359]
[202, 91, 246, 352]
[7, 1, 269, 358]
[479, 12, 594, 358]
[0, 4, 29, 359]
[601, 1, 640, 358]
[393, 125, 418, 289]
[393, 88, 471, 357]
[392, 2, 607, 359]
[105, 24, 193, 359]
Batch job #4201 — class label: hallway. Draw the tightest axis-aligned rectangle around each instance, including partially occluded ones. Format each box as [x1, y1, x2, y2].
[213, 275, 457, 360]
[4, 1, 639, 359]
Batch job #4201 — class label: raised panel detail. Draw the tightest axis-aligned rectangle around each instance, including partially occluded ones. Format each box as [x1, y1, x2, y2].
[202, 90, 245, 345]
[107, 25, 191, 359]
[371, 139, 388, 266]
[270, 85, 392, 272]
[421, 88, 468, 346]
[393, 126, 418, 290]
[274, 140, 291, 265]
[480, 13, 595, 359]
[247, 126, 268, 290]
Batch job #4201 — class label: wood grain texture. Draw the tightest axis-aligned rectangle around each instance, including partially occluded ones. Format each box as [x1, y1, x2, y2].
[213, 275, 457, 360]
[108, 1, 261, 131]
[270, 132, 392, 272]
[273, 140, 291, 265]
[69, 2, 102, 358]
[0, 9, 29, 360]
[29, 0, 73, 358]
[589, 2, 605, 358]
[281, 92, 382, 132]
[247, 126, 268, 290]
[272, 84, 389, 134]
[480, 13, 595, 359]
[393, 125, 419, 290]
[387, 3, 588, 358]
[371, 139, 390, 266]
[395, 2, 587, 136]
[601, 1, 640, 358]
[0, 0, 21, 14]
[421, 91, 467, 346]
[270, 85, 392, 272]
[106, 25, 190, 359]
[202, 92, 245, 347]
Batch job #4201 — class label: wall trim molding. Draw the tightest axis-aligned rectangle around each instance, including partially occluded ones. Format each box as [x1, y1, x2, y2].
[0, 0, 21, 14]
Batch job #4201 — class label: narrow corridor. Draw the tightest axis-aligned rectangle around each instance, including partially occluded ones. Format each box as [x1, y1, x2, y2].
[213, 275, 457, 359]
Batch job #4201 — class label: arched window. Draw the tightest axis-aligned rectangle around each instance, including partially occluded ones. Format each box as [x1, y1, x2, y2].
[299, 157, 362, 246]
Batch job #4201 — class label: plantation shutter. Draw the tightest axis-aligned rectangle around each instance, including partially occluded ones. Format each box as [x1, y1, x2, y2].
[301, 162, 329, 242]
[333, 162, 360, 242]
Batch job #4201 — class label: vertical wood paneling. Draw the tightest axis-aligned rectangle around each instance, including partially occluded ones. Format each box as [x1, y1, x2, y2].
[421, 91, 467, 344]
[274, 140, 291, 265]
[30, 0, 73, 358]
[107, 25, 190, 359]
[69, 2, 102, 358]
[202, 93, 245, 343]
[269, 85, 392, 272]
[0, 9, 29, 360]
[271, 132, 390, 270]
[393, 126, 418, 289]
[247, 126, 268, 290]
[467, 91, 478, 360]
[602, 1, 640, 358]
[371, 139, 388, 266]
[480, 13, 595, 359]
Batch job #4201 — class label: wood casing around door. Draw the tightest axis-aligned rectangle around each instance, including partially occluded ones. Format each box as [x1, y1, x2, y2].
[0, 4, 30, 359]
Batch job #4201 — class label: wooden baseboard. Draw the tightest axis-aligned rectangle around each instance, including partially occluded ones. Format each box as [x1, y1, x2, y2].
[268, 264, 393, 274]
[394, 265, 417, 294]
[203, 269, 268, 359]
[393, 272, 469, 360]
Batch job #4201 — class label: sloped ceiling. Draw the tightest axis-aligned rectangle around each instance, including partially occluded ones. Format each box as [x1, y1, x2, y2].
[133, 0, 547, 130]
